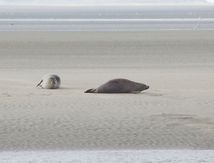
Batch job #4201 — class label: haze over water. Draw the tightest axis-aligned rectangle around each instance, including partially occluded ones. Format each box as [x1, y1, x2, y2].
[0, 5, 214, 31]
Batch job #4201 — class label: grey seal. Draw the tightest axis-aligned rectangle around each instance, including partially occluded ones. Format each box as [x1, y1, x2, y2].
[85, 78, 149, 93]
[37, 74, 61, 89]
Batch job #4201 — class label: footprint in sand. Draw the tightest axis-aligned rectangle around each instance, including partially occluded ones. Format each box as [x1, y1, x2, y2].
[2, 92, 12, 97]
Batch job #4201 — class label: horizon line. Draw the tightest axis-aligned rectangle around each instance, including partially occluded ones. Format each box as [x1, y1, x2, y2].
[0, 3, 213, 7]
[1, 18, 214, 21]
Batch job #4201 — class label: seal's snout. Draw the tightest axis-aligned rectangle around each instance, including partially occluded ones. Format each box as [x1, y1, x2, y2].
[145, 85, 149, 90]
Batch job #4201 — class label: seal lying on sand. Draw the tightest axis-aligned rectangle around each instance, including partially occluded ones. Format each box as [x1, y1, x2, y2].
[37, 74, 61, 89]
[85, 78, 149, 93]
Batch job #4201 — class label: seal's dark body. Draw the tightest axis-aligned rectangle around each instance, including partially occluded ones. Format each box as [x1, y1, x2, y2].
[85, 78, 149, 93]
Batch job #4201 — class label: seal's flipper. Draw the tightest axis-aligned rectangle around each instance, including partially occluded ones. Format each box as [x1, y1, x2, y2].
[37, 80, 43, 87]
[84, 88, 96, 93]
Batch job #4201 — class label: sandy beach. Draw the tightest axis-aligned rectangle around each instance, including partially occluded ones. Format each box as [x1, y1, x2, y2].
[1, 150, 214, 163]
[0, 31, 214, 151]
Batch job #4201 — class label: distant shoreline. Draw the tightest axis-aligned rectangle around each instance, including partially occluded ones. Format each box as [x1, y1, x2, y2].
[1, 18, 214, 31]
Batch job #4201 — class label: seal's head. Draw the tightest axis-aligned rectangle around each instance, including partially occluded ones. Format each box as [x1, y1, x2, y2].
[142, 84, 149, 91]
[131, 83, 149, 93]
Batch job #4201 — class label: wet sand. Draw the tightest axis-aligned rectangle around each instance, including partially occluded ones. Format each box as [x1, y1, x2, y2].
[1, 150, 214, 163]
[0, 31, 214, 150]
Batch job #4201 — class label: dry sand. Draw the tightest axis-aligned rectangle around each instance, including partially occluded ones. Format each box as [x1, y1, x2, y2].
[0, 31, 214, 150]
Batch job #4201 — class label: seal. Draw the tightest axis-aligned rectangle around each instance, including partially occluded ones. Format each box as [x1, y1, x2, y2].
[37, 74, 61, 89]
[84, 78, 149, 93]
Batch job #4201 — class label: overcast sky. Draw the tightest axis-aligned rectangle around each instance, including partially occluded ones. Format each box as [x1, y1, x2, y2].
[0, 0, 213, 5]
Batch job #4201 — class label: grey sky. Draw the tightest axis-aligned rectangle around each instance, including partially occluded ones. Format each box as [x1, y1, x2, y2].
[0, 0, 212, 5]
